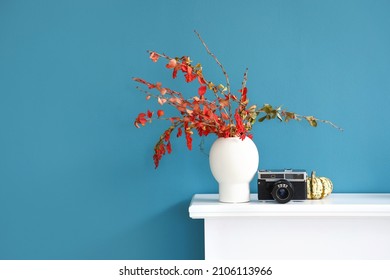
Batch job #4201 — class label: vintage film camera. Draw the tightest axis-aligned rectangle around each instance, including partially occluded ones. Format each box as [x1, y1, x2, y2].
[257, 169, 307, 203]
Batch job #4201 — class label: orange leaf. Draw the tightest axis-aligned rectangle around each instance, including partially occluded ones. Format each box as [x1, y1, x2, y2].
[219, 98, 229, 108]
[157, 110, 164, 118]
[221, 112, 229, 120]
[160, 88, 167, 95]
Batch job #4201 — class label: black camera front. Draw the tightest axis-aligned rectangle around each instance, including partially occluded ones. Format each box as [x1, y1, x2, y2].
[258, 169, 307, 203]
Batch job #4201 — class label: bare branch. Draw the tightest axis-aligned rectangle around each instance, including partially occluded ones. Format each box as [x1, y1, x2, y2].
[241, 68, 248, 90]
[193, 31, 231, 92]
[312, 118, 344, 131]
[194, 30, 233, 128]
[146, 50, 174, 61]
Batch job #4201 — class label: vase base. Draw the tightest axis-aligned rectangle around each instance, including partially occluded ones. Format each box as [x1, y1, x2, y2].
[218, 183, 250, 203]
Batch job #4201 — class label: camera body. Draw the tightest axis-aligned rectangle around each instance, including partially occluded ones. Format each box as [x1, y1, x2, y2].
[258, 169, 307, 203]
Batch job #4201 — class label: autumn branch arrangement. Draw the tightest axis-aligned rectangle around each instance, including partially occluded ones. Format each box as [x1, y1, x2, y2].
[133, 30, 342, 168]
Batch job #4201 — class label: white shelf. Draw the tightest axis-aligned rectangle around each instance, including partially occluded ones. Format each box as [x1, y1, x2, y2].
[189, 193, 390, 218]
[189, 193, 390, 259]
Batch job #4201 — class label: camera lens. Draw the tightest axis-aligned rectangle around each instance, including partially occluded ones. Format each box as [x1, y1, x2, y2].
[276, 187, 289, 200]
[271, 180, 294, 203]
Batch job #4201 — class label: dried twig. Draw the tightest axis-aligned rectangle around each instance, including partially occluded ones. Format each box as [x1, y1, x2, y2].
[241, 68, 248, 90]
[194, 30, 232, 126]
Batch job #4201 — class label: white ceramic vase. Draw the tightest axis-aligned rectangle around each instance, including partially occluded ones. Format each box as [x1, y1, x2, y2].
[209, 137, 259, 203]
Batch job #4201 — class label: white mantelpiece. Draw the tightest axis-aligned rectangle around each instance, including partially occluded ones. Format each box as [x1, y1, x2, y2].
[189, 193, 390, 260]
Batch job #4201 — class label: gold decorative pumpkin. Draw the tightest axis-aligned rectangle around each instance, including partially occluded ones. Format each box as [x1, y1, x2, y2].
[306, 171, 333, 199]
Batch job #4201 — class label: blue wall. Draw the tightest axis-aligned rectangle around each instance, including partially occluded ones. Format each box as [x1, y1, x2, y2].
[1, 0, 389, 259]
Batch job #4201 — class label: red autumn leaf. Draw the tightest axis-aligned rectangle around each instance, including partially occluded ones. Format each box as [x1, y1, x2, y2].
[147, 110, 153, 118]
[177, 127, 182, 137]
[166, 59, 177, 69]
[166, 142, 172, 154]
[172, 68, 178, 79]
[138, 113, 146, 122]
[185, 73, 197, 83]
[164, 130, 170, 141]
[134, 113, 147, 128]
[221, 112, 229, 120]
[198, 85, 207, 96]
[153, 142, 165, 168]
[234, 109, 246, 140]
[193, 102, 200, 112]
[238, 87, 248, 95]
[185, 133, 192, 150]
[157, 110, 164, 118]
[133, 77, 148, 85]
[184, 122, 193, 150]
[181, 63, 188, 73]
[169, 97, 182, 104]
[239, 87, 248, 103]
[147, 83, 156, 89]
[177, 105, 186, 113]
[149, 52, 159, 62]
[198, 75, 206, 85]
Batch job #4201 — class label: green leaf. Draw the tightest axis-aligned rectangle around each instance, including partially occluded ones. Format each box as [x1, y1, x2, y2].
[262, 104, 273, 114]
[306, 116, 318, 127]
[249, 112, 257, 119]
[258, 115, 267, 122]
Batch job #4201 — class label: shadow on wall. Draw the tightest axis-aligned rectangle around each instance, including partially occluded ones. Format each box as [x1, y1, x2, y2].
[90, 199, 204, 260]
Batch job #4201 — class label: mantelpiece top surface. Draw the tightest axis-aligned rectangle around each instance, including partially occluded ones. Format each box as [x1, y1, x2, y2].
[189, 193, 390, 218]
